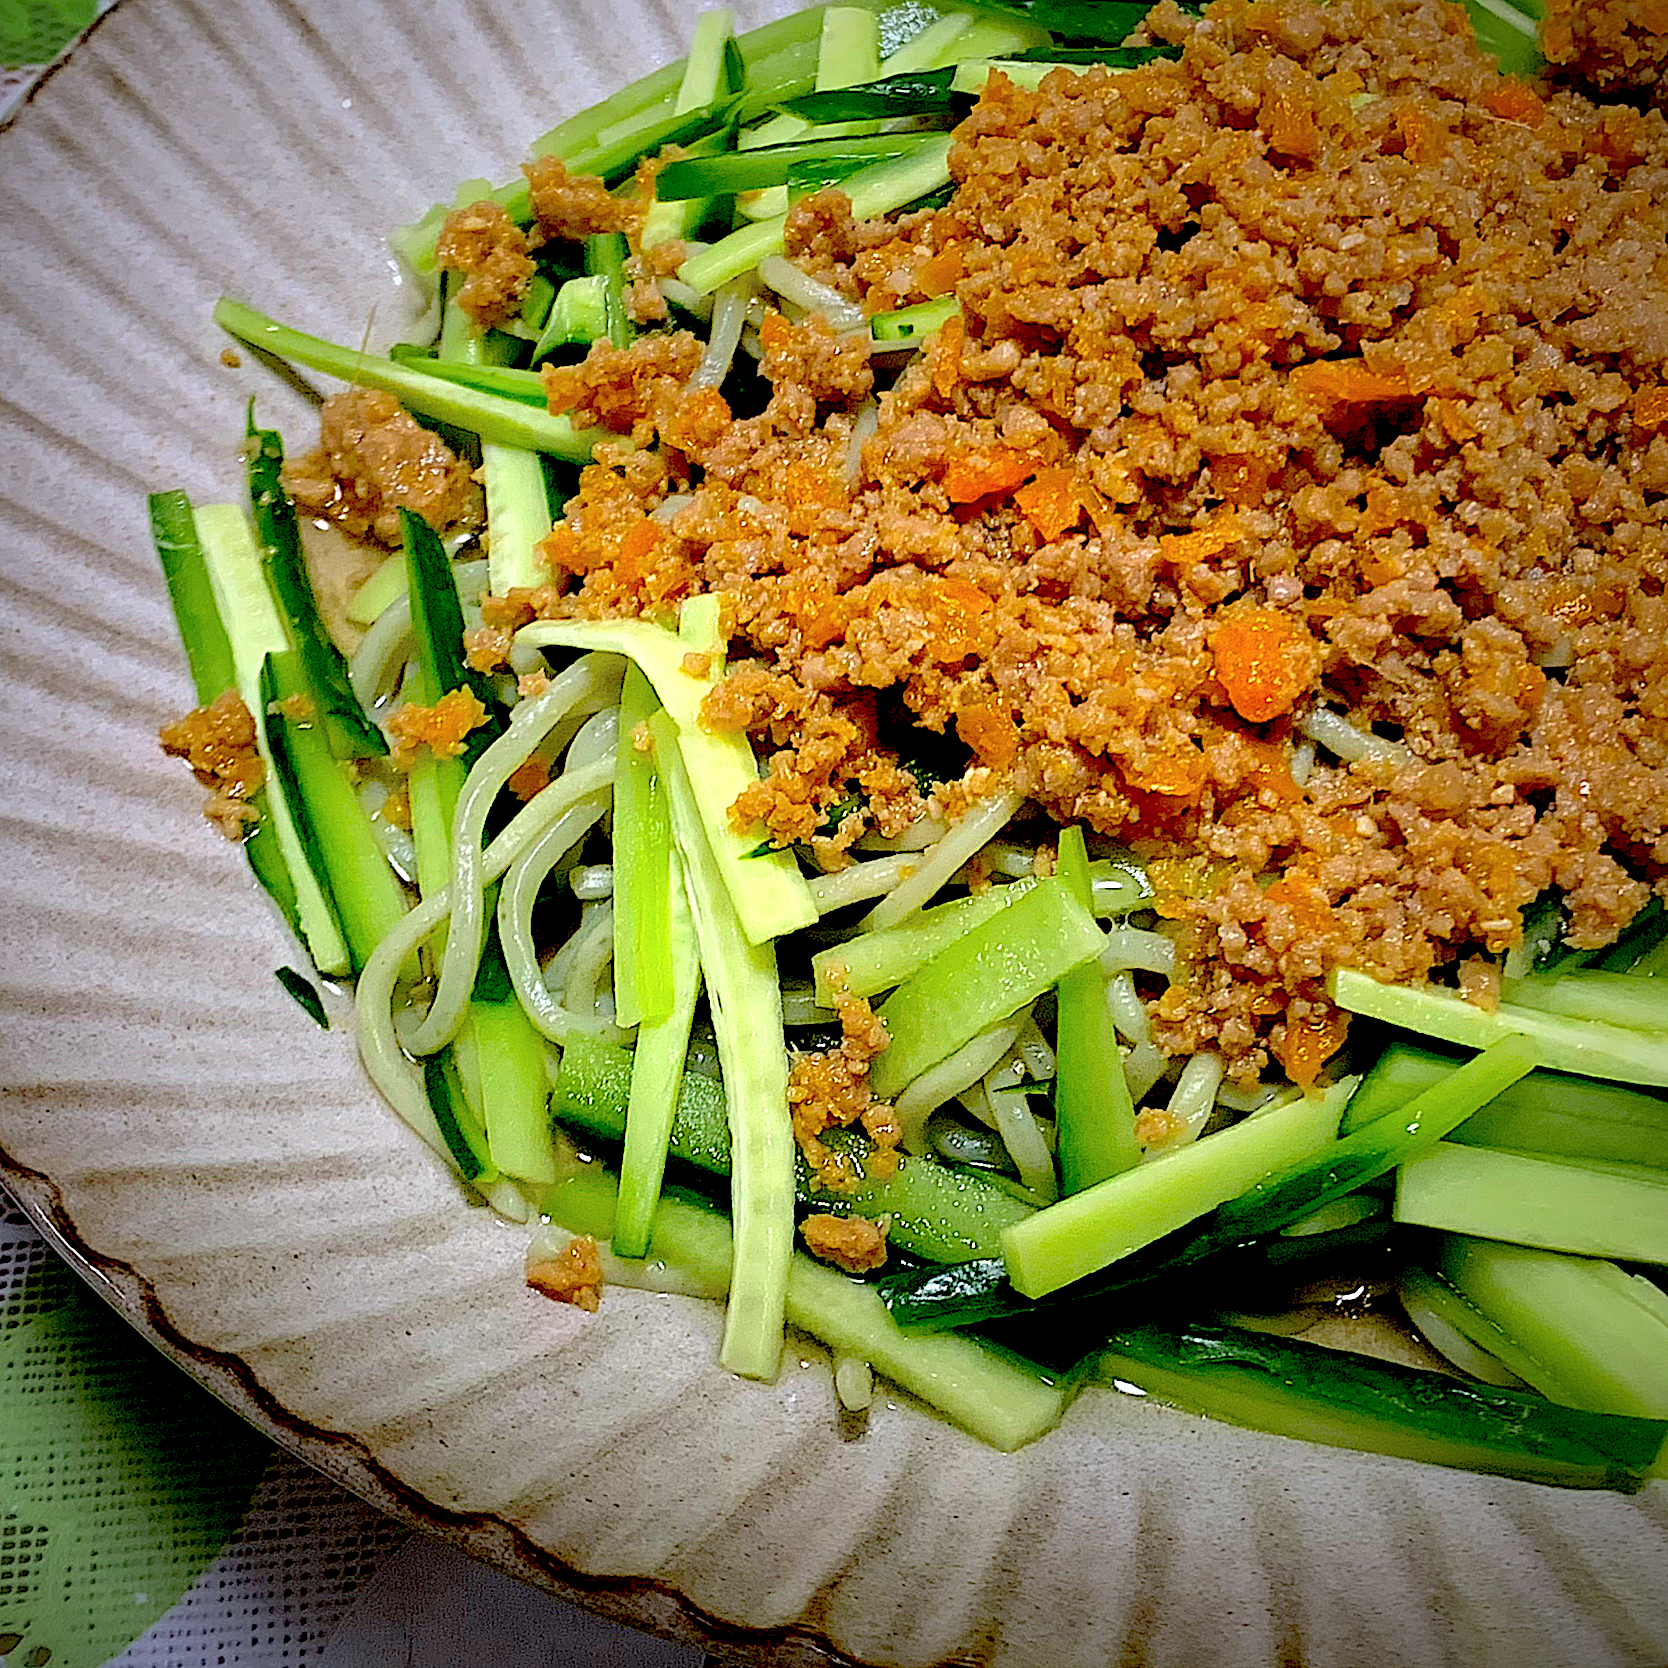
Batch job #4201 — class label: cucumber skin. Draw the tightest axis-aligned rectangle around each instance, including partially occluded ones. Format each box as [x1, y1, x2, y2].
[553, 1033, 1032, 1263]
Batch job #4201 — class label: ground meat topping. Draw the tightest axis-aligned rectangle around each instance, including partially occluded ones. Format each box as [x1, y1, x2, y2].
[435, 197, 539, 329]
[284, 389, 483, 545]
[524, 155, 639, 242]
[386, 687, 489, 768]
[526, 0, 1668, 1073]
[800, 1212, 890, 1274]
[786, 983, 899, 1191]
[526, 1235, 603, 1312]
[159, 689, 265, 840]
[542, 331, 706, 444]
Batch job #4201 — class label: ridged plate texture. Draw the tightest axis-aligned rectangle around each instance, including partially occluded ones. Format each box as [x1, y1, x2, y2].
[1, 2, 1665, 1663]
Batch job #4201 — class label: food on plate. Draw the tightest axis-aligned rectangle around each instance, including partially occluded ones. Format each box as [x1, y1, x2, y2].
[152, 0, 1668, 1485]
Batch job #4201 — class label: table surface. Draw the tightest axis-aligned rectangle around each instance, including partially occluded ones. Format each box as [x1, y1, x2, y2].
[2, 1188, 713, 1668]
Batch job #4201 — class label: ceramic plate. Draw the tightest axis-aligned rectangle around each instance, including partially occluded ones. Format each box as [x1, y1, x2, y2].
[1, 3, 1665, 1663]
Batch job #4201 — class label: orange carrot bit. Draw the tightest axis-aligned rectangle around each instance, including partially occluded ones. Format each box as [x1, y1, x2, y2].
[1158, 508, 1246, 565]
[931, 311, 966, 400]
[1634, 383, 1668, 433]
[1273, 1004, 1350, 1087]
[1263, 870, 1335, 937]
[1289, 358, 1415, 419]
[1483, 79, 1544, 125]
[1263, 81, 1322, 159]
[1211, 607, 1322, 724]
[612, 518, 666, 589]
[955, 700, 1020, 770]
[759, 309, 794, 354]
[1211, 454, 1272, 507]
[1395, 105, 1448, 162]
[1124, 742, 1209, 800]
[942, 446, 1032, 505]
[1014, 466, 1083, 540]
[916, 240, 965, 299]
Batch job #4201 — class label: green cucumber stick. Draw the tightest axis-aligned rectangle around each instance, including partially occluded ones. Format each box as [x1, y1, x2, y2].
[245, 418, 386, 759]
[1394, 1145, 1668, 1263]
[390, 5, 836, 273]
[151, 491, 236, 701]
[214, 297, 604, 462]
[259, 650, 410, 976]
[869, 877, 1104, 1100]
[481, 443, 554, 595]
[1092, 1320, 1666, 1492]
[553, 1033, 1034, 1262]
[679, 134, 953, 294]
[195, 503, 350, 976]
[400, 510, 550, 1182]
[641, 8, 740, 249]
[437, 278, 523, 366]
[151, 492, 305, 947]
[532, 276, 612, 361]
[1053, 827, 1139, 1193]
[999, 1085, 1349, 1300]
[736, 6, 881, 219]
[810, 860, 1148, 1005]
[1436, 1235, 1668, 1425]
[347, 553, 409, 629]
[1502, 968, 1668, 1033]
[650, 710, 794, 1381]
[584, 232, 634, 350]
[1344, 1042, 1668, 1167]
[546, 1163, 1069, 1450]
[612, 664, 675, 1029]
[614, 847, 702, 1257]
[1329, 966, 1668, 1085]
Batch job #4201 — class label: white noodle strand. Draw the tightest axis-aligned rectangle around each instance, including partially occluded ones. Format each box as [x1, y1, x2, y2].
[863, 790, 1024, 931]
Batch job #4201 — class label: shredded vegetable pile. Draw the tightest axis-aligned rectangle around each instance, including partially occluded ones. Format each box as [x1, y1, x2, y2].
[153, 0, 1668, 1488]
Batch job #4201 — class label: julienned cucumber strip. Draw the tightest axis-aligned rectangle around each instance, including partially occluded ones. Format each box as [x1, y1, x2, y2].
[1436, 1236, 1668, 1426]
[879, 1215, 1393, 1333]
[150, 492, 237, 703]
[481, 443, 554, 595]
[652, 712, 794, 1382]
[391, 4, 848, 272]
[870, 296, 960, 342]
[544, 1165, 1071, 1452]
[1394, 1146, 1668, 1263]
[151, 492, 308, 951]
[999, 1081, 1352, 1299]
[1342, 1041, 1668, 1167]
[612, 664, 675, 1030]
[679, 134, 953, 296]
[1329, 967, 1668, 1085]
[614, 844, 702, 1258]
[515, 609, 816, 945]
[1053, 826, 1140, 1193]
[776, 65, 960, 121]
[655, 131, 933, 198]
[385, 350, 551, 407]
[869, 877, 1105, 1099]
[246, 420, 386, 758]
[193, 504, 350, 977]
[400, 510, 500, 747]
[1092, 1321, 1666, 1493]
[214, 298, 604, 461]
[1502, 969, 1668, 1033]
[553, 1031, 1035, 1263]
[999, 1036, 1526, 1303]
[259, 650, 412, 978]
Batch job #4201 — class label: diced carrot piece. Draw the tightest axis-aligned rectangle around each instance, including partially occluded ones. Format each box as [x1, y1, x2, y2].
[1483, 80, 1544, 125]
[1290, 359, 1414, 413]
[931, 311, 966, 400]
[916, 241, 965, 299]
[1634, 384, 1668, 433]
[942, 447, 1032, 504]
[1159, 509, 1246, 565]
[612, 518, 665, 589]
[1273, 1005, 1349, 1087]
[1014, 466, 1083, 540]
[1125, 745, 1209, 799]
[1211, 608, 1322, 724]
[1211, 454, 1272, 507]
[956, 701, 1020, 770]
